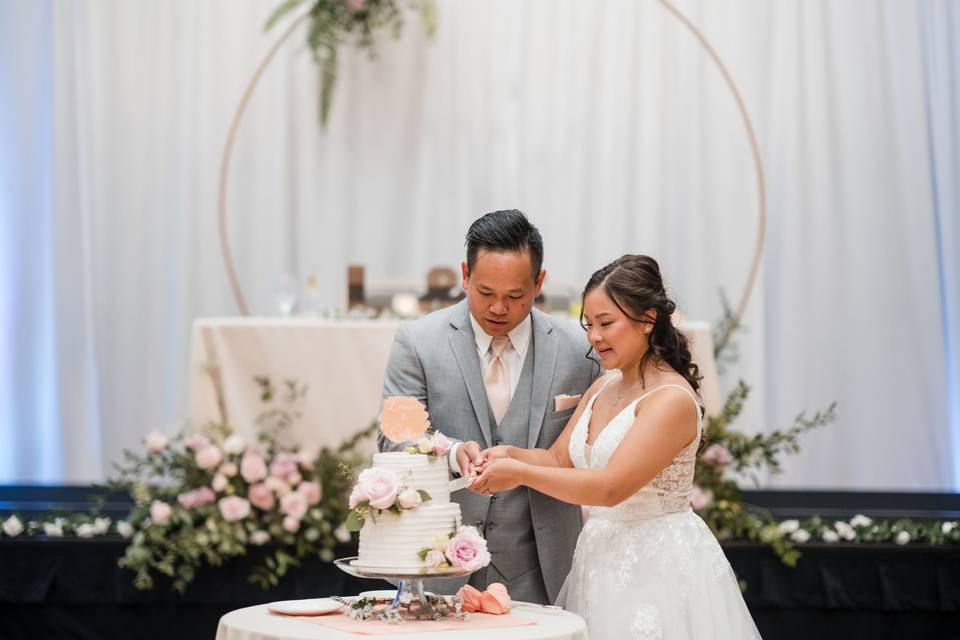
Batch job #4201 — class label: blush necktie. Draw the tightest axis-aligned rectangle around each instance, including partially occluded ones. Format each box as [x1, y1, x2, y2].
[485, 336, 512, 425]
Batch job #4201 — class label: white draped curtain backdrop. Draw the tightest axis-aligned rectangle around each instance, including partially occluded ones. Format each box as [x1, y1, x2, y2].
[1, 0, 957, 489]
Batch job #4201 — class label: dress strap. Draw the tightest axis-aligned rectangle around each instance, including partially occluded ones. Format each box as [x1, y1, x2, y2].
[630, 384, 703, 434]
[586, 374, 618, 410]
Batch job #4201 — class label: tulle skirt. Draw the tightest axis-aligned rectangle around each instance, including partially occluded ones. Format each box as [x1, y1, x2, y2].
[556, 509, 761, 639]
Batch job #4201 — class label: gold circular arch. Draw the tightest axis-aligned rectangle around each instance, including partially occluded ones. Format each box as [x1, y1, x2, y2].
[217, 1, 765, 353]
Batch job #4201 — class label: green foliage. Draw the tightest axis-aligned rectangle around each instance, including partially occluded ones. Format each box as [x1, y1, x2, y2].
[264, 0, 437, 127]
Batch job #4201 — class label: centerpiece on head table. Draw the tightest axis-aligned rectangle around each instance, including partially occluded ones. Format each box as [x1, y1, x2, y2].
[334, 396, 503, 621]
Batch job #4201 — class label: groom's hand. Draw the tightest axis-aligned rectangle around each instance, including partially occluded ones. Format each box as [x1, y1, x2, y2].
[455, 441, 483, 477]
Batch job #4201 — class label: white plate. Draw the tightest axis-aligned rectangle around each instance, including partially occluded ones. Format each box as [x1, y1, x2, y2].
[267, 598, 343, 616]
[358, 589, 435, 600]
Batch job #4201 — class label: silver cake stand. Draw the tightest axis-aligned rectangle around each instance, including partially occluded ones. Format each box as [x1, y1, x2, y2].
[334, 556, 474, 621]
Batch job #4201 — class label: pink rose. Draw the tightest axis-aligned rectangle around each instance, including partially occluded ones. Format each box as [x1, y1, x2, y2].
[287, 471, 302, 487]
[248, 483, 275, 511]
[425, 549, 446, 568]
[195, 446, 223, 470]
[701, 443, 733, 467]
[218, 496, 251, 522]
[348, 484, 368, 509]
[211, 474, 228, 492]
[177, 487, 215, 509]
[690, 485, 713, 510]
[430, 431, 452, 457]
[149, 500, 172, 525]
[270, 452, 299, 480]
[145, 431, 168, 454]
[346, 0, 365, 11]
[445, 526, 491, 571]
[297, 451, 315, 469]
[184, 434, 210, 450]
[355, 468, 400, 510]
[298, 481, 322, 505]
[250, 530, 270, 545]
[265, 475, 291, 496]
[280, 490, 308, 521]
[219, 462, 238, 478]
[240, 451, 268, 483]
[282, 515, 300, 533]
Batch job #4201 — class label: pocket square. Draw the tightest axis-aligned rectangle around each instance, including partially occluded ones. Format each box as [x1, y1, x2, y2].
[554, 393, 581, 411]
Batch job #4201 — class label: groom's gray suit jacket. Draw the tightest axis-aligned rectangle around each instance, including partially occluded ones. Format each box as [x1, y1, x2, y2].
[378, 300, 598, 603]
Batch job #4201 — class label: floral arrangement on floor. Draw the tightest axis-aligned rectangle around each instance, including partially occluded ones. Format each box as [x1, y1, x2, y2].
[0, 376, 377, 592]
[266, 0, 437, 126]
[692, 301, 960, 564]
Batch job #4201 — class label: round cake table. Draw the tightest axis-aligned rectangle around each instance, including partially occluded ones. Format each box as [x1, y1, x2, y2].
[215, 602, 588, 640]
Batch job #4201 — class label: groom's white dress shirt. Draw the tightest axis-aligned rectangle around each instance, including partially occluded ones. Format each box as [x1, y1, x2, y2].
[449, 313, 533, 472]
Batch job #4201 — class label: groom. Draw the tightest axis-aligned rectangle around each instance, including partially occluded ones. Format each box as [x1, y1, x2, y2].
[378, 210, 598, 604]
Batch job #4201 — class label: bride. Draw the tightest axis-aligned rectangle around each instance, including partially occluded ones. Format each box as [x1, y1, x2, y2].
[471, 255, 760, 639]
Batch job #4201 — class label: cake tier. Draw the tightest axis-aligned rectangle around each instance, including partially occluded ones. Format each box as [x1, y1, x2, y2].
[371, 452, 451, 504]
[355, 502, 462, 569]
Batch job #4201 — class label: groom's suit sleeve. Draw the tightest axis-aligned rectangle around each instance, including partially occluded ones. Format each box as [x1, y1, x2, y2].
[379, 325, 428, 453]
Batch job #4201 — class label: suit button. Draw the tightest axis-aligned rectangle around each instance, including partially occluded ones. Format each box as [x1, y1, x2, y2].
[489, 495, 497, 502]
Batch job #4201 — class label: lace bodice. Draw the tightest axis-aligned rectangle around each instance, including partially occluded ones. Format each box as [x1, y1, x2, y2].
[569, 373, 702, 521]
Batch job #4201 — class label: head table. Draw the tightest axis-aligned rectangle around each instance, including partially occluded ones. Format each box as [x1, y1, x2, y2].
[188, 316, 720, 455]
[215, 602, 588, 640]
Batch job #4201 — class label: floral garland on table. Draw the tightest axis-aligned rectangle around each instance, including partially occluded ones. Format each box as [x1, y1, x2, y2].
[0, 376, 377, 592]
[692, 302, 960, 564]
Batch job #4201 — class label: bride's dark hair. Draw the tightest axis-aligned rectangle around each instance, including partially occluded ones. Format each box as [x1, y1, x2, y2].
[581, 255, 702, 395]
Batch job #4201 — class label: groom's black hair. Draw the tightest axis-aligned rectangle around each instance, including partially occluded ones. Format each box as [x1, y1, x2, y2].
[465, 209, 544, 278]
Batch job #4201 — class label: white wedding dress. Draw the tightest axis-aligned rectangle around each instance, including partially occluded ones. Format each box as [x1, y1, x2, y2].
[556, 374, 761, 639]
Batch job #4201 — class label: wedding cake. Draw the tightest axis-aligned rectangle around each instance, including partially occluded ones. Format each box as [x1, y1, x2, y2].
[351, 452, 462, 569]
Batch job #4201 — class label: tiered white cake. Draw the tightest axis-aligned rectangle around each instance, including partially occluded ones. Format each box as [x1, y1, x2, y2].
[353, 452, 462, 569]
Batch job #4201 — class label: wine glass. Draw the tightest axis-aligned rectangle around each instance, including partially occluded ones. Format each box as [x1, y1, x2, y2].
[275, 273, 298, 316]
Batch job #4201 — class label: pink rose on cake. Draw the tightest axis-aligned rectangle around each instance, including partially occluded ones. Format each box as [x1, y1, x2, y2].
[445, 526, 491, 572]
[354, 467, 400, 510]
[430, 431, 452, 456]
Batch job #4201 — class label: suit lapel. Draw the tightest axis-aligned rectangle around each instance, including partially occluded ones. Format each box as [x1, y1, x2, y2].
[448, 303, 493, 448]
[528, 310, 558, 448]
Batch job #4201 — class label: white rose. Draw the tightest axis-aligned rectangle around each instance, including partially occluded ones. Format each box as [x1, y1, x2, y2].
[942, 521, 957, 535]
[850, 514, 873, 528]
[250, 530, 270, 546]
[93, 517, 111, 535]
[398, 488, 422, 509]
[778, 519, 799, 534]
[417, 437, 433, 454]
[334, 524, 352, 543]
[223, 434, 246, 455]
[44, 522, 64, 537]
[76, 523, 97, 538]
[834, 522, 856, 541]
[790, 529, 811, 543]
[821, 530, 839, 543]
[117, 521, 134, 539]
[145, 431, 169, 454]
[895, 531, 911, 545]
[2, 515, 24, 537]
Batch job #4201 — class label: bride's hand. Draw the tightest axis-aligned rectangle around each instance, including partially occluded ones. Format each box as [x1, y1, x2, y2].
[475, 445, 512, 472]
[472, 458, 525, 495]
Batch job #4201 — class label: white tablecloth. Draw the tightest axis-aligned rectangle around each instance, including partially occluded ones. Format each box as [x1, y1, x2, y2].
[187, 317, 720, 456]
[215, 603, 588, 640]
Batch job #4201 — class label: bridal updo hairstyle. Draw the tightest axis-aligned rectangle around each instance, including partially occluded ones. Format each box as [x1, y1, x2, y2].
[582, 255, 702, 395]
